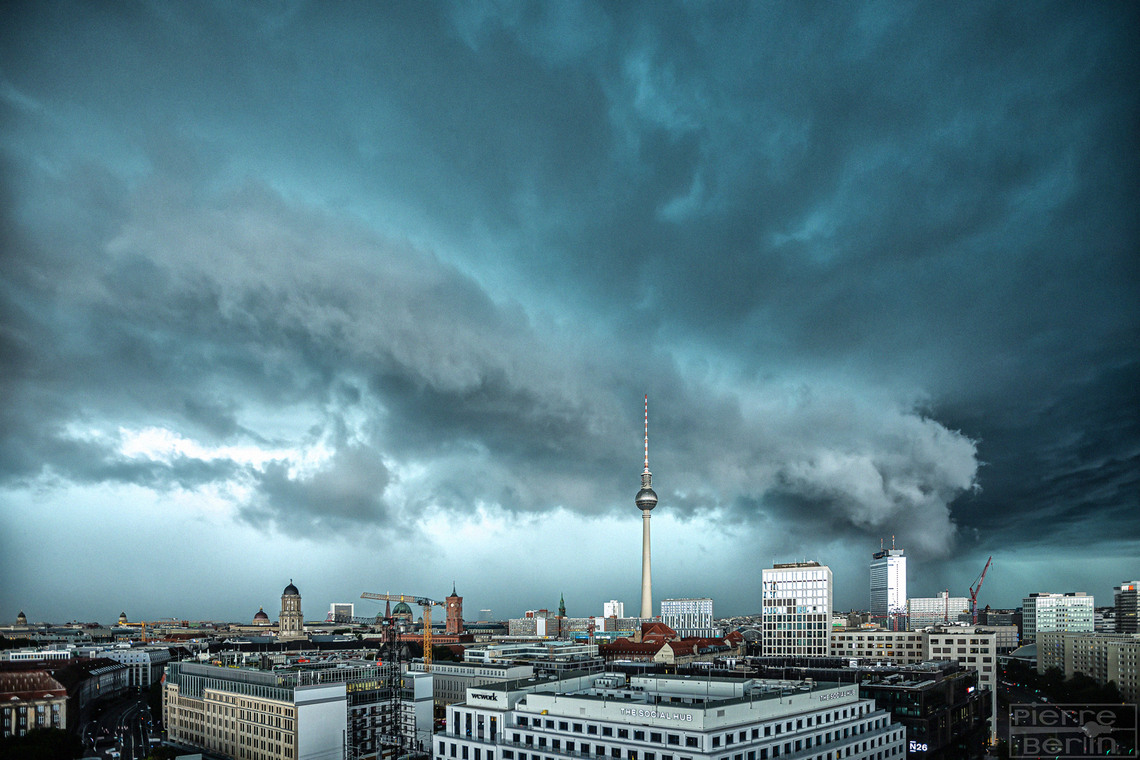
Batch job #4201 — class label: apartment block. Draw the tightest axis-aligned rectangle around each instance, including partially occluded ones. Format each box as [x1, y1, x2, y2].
[1037, 631, 1140, 703]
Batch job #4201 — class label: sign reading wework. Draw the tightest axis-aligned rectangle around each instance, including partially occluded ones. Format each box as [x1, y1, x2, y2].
[469, 690, 505, 706]
[618, 708, 694, 722]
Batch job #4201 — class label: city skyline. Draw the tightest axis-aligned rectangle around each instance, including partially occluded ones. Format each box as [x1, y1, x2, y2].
[1, 3, 1137, 623]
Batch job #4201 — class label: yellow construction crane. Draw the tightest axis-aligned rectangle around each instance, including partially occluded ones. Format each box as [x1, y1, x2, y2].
[360, 591, 445, 670]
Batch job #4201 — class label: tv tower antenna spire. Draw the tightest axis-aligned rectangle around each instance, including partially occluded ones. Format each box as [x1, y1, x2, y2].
[636, 395, 658, 619]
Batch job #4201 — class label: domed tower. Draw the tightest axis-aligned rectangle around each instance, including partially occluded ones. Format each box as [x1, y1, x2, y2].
[636, 395, 658, 619]
[445, 584, 464, 635]
[16, 611, 27, 626]
[253, 607, 271, 626]
[279, 580, 303, 638]
[119, 611, 128, 625]
[391, 600, 414, 624]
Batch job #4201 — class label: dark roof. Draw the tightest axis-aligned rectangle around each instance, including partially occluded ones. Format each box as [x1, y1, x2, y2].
[284, 581, 299, 596]
[0, 671, 68, 701]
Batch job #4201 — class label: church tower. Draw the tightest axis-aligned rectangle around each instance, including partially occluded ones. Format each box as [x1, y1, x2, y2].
[280, 580, 303, 639]
[445, 584, 464, 635]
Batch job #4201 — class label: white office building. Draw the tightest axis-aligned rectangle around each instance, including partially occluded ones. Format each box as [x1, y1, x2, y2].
[869, 548, 906, 618]
[660, 599, 718, 638]
[761, 561, 832, 657]
[906, 593, 969, 630]
[1021, 592, 1094, 644]
[433, 671, 904, 760]
[99, 646, 173, 687]
[603, 601, 625, 619]
[329, 603, 355, 623]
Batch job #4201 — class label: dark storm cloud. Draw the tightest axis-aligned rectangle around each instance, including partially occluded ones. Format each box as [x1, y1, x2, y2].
[0, 0, 1136, 616]
[242, 444, 393, 535]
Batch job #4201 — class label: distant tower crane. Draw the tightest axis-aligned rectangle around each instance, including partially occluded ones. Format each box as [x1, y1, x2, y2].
[361, 592, 445, 670]
[969, 556, 993, 624]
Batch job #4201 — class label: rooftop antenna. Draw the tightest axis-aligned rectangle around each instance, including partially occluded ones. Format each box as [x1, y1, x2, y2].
[643, 394, 650, 473]
[891, 535, 896, 550]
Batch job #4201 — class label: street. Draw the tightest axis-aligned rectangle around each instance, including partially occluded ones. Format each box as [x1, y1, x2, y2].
[79, 690, 159, 760]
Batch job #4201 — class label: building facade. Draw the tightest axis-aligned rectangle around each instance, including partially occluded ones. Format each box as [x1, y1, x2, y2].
[1020, 592, 1094, 644]
[660, 599, 718, 638]
[907, 593, 969, 630]
[1037, 631, 1140, 703]
[1114, 582, 1138, 634]
[859, 664, 989, 759]
[0, 671, 67, 738]
[924, 627, 997, 741]
[100, 646, 173, 688]
[604, 601, 625, 619]
[761, 561, 832, 657]
[329, 603, 355, 624]
[829, 631, 926, 665]
[869, 548, 906, 618]
[408, 661, 534, 706]
[164, 660, 427, 760]
[433, 671, 904, 760]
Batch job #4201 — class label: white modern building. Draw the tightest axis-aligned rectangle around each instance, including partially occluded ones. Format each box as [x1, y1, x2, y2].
[433, 671, 904, 760]
[603, 601, 625, 619]
[869, 547, 906, 618]
[906, 593, 969, 629]
[761, 561, 832, 656]
[100, 646, 173, 687]
[660, 598, 719, 638]
[1021, 592, 1094, 644]
[328, 603, 355, 623]
[0, 648, 74, 662]
[164, 660, 432, 760]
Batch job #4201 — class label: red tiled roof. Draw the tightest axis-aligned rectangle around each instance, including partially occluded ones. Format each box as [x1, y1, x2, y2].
[0, 671, 67, 701]
[640, 622, 677, 639]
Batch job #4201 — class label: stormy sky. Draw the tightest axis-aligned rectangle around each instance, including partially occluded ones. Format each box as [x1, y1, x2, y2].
[1, 2, 1137, 625]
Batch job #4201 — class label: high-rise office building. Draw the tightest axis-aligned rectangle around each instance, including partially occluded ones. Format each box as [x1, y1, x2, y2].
[869, 542, 906, 617]
[1021, 592, 1094, 644]
[1114, 581, 1138, 634]
[762, 561, 833, 656]
[602, 600, 624, 618]
[660, 598, 718, 637]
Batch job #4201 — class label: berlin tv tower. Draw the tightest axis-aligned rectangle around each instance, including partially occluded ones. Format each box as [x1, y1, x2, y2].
[635, 395, 658, 619]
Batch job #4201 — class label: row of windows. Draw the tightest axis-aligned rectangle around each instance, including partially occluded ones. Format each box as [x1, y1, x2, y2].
[450, 718, 900, 760]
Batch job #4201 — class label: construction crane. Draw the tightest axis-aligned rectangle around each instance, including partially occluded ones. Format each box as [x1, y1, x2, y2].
[361, 592, 445, 670]
[969, 556, 993, 624]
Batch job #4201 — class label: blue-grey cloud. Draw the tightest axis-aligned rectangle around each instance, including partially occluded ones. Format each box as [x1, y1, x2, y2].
[0, 0, 1135, 619]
